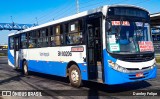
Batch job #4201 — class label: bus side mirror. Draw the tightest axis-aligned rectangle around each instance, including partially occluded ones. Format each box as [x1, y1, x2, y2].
[106, 21, 111, 31]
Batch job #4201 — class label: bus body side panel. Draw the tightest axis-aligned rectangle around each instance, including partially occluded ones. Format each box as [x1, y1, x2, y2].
[103, 49, 157, 85]
[27, 60, 68, 77]
[20, 45, 88, 80]
[8, 49, 15, 67]
[26, 60, 88, 80]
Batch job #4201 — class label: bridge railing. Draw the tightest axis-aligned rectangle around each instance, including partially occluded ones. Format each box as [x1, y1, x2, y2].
[0, 23, 36, 31]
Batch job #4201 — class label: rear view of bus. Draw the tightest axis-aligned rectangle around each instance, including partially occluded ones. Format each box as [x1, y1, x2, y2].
[104, 5, 157, 84]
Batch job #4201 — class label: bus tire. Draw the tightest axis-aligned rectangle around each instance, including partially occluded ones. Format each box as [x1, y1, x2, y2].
[69, 64, 82, 87]
[23, 61, 28, 76]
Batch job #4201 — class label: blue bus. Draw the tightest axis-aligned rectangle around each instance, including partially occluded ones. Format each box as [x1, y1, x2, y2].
[8, 5, 157, 87]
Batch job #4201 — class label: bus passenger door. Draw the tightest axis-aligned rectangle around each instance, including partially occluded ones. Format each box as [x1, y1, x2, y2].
[14, 37, 20, 69]
[86, 17, 103, 82]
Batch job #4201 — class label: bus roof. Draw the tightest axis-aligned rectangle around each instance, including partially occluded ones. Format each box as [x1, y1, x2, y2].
[8, 4, 148, 36]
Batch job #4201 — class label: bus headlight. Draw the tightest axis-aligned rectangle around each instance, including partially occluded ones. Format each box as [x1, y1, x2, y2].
[150, 63, 156, 69]
[108, 60, 129, 73]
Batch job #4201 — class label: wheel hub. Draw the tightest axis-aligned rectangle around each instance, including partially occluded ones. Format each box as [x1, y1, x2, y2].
[71, 70, 79, 83]
[24, 64, 27, 74]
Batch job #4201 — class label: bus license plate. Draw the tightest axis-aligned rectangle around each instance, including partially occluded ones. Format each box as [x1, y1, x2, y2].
[136, 73, 144, 77]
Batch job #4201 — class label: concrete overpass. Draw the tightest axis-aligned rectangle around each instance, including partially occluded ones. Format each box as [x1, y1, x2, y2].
[150, 12, 160, 54]
[150, 12, 160, 34]
[150, 12, 160, 27]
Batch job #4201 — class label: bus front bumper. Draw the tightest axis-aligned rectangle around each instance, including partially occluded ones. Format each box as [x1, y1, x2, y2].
[105, 66, 157, 85]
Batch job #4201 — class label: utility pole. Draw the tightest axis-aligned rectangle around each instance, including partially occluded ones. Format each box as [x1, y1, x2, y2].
[76, 0, 79, 13]
[35, 17, 38, 25]
[10, 16, 13, 23]
[10, 16, 15, 26]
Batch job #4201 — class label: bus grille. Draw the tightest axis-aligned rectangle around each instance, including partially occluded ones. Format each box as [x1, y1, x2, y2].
[110, 53, 154, 62]
[118, 55, 154, 62]
[126, 66, 150, 71]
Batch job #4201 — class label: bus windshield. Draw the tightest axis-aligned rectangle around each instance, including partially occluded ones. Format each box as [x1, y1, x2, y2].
[106, 19, 154, 54]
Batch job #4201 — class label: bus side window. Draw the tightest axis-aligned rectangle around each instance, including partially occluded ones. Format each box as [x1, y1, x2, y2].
[21, 33, 27, 49]
[37, 28, 49, 47]
[50, 36, 56, 46]
[36, 30, 41, 48]
[9, 37, 14, 49]
[50, 26, 56, 47]
[43, 28, 49, 47]
[65, 20, 83, 45]
[28, 31, 37, 48]
[56, 25, 64, 45]
[50, 25, 63, 46]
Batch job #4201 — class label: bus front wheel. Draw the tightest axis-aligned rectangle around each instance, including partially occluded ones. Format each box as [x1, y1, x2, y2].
[69, 65, 82, 87]
[23, 61, 28, 76]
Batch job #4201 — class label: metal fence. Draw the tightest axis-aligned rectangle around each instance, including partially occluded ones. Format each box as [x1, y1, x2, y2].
[153, 41, 160, 54]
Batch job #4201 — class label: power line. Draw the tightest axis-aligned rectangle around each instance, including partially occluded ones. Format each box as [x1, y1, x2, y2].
[36, 0, 106, 24]
[35, 0, 151, 25]
[80, 0, 106, 11]
[44, 8, 75, 23]
[54, 7, 75, 20]
[28, 1, 70, 24]
[40, 5, 75, 24]
[37, 4, 75, 24]
[37, 1, 70, 20]
[53, 0, 127, 21]
[38, 0, 128, 24]
[38, 4, 75, 24]
[80, 0, 130, 11]
[31, 0, 104, 24]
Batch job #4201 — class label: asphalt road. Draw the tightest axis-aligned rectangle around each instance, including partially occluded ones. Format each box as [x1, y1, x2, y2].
[0, 56, 160, 99]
